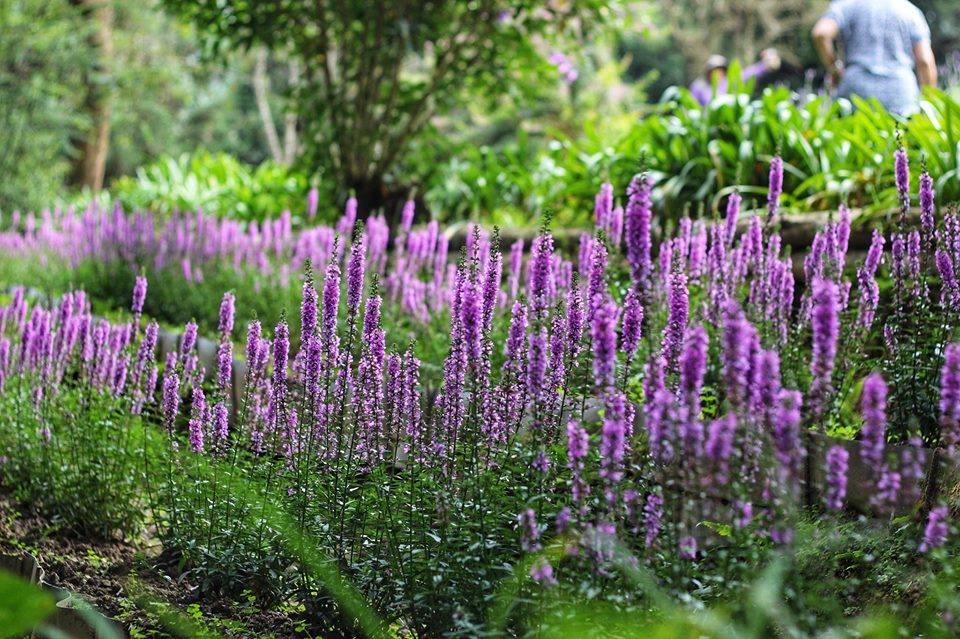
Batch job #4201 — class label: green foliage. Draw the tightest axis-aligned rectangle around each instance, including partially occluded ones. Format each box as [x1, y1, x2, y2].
[110, 151, 316, 221]
[106, 2, 276, 180]
[0, 0, 90, 214]
[0, 386, 149, 537]
[428, 86, 960, 226]
[0, 571, 54, 638]
[163, 0, 619, 209]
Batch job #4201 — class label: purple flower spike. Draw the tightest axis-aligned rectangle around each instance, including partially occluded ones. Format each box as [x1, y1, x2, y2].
[529, 558, 557, 586]
[661, 272, 688, 369]
[625, 174, 653, 287]
[860, 373, 888, 469]
[306, 187, 319, 220]
[519, 508, 541, 553]
[218, 292, 235, 337]
[600, 393, 627, 488]
[767, 155, 783, 224]
[940, 343, 960, 453]
[188, 385, 206, 453]
[895, 146, 910, 220]
[619, 288, 643, 360]
[591, 296, 618, 390]
[725, 191, 741, 246]
[810, 279, 839, 422]
[825, 445, 849, 511]
[920, 170, 935, 239]
[161, 371, 180, 434]
[347, 234, 366, 317]
[643, 493, 664, 547]
[131, 276, 147, 318]
[301, 282, 318, 339]
[679, 325, 708, 406]
[919, 506, 949, 552]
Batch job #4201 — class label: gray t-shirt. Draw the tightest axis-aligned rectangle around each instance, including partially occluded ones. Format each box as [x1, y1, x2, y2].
[825, 0, 930, 76]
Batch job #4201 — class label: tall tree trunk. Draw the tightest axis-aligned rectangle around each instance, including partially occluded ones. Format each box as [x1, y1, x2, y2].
[252, 48, 285, 165]
[74, 0, 114, 192]
[282, 58, 301, 165]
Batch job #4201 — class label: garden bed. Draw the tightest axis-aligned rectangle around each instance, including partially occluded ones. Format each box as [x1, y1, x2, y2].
[0, 492, 301, 639]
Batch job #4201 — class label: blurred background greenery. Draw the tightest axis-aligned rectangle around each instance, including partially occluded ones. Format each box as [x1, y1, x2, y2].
[2, 0, 960, 227]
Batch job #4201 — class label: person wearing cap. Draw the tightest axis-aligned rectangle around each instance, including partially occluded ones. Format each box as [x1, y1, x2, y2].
[689, 49, 781, 106]
[812, 0, 937, 117]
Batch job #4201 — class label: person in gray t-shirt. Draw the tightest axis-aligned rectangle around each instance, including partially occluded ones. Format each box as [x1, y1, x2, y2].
[812, 0, 937, 116]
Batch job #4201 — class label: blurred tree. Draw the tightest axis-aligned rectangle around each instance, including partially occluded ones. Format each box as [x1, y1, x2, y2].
[0, 0, 91, 213]
[252, 48, 300, 166]
[659, 0, 826, 83]
[162, 0, 617, 215]
[70, 0, 114, 192]
[913, 0, 960, 58]
[106, 0, 276, 181]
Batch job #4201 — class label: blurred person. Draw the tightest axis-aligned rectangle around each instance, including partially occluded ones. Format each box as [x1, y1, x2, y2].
[812, 0, 937, 117]
[690, 49, 782, 105]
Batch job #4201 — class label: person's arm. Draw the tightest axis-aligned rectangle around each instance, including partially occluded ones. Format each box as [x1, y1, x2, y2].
[913, 41, 937, 87]
[812, 17, 843, 85]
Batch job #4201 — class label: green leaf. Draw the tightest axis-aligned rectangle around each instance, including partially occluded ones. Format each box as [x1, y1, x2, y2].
[0, 570, 55, 638]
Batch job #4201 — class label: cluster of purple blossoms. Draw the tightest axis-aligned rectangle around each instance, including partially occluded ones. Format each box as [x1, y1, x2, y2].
[825, 445, 849, 511]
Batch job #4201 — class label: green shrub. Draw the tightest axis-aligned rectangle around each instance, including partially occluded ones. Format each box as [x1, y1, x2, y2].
[109, 151, 321, 222]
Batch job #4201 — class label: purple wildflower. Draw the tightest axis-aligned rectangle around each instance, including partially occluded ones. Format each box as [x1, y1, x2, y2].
[306, 187, 319, 220]
[529, 558, 557, 586]
[725, 191, 741, 246]
[625, 174, 653, 286]
[825, 445, 849, 511]
[161, 371, 180, 434]
[530, 233, 554, 316]
[767, 155, 783, 224]
[661, 272, 688, 368]
[131, 275, 147, 319]
[217, 340, 232, 392]
[301, 282, 318, 338]
[556, 507, 571, 535]
[860, 373, 888, 469]
[188, 386, 206, 453]
[211, 402, 229, 444]
[567, 420, 589, 467]
[218, 292, 235, 337]
[705, 413, 736, 482]
[919, 506, 949, 552]
[460, 277, 482, 364]
[810, 279, 839, 421]
[937, 249, 959, 310]
[619, 288, 643, 360]
[895, 146, 910, 217]
[600, 393, 627, 488]
[591, 296, 617, 390]
[940, 343, 960, 453]
[920, 170, 935, 239]
[679, 536, 697, 560]
[519, 509, 541, 552]
[347, 233, 366, 318]
[772, 389, 804, 481]
[180, 321, 198, 358]
[566, 284, 584, 355]
[679, 325, 708, 407]
[527, 328, 548, 400]
[322, 256, 341, 346]
[643, 493, 664, 547]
